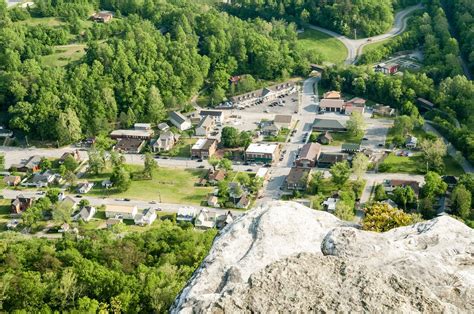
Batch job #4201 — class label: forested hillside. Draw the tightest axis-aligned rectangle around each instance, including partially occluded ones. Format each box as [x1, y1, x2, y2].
[442, 0, 474, 74]
[0, 222, 217, 312]
[0, 0, 310, 143]
[225, 0, 419, 37]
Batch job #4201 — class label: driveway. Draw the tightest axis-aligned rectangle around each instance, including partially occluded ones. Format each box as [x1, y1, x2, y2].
[308, 4, 423, 64]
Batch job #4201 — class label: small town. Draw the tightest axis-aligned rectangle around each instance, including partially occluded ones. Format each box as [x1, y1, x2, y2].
[0, 0, 473, 312]
[1, 74, 470, 236]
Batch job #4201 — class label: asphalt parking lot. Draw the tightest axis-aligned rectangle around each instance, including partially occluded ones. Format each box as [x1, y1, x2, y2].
[238, 92, 299, 115]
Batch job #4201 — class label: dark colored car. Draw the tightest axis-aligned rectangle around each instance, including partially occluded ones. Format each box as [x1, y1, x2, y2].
[197, 159, 203, 162]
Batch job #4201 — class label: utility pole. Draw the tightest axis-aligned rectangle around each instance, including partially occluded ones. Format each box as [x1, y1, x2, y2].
[354, 29, 357, 40]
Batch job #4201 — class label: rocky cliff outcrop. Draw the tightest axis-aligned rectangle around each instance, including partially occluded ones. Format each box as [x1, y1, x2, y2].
[171, 201, 474, 313]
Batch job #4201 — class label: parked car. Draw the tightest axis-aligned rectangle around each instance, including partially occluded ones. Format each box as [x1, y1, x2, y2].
[246, 168, 253, 172]
[149, 201, 157, 204]
[123, 198, 131, 201]
[197, 159, 203, 162]
[75, 195, 83, 198]
[363, 137, 368, 140]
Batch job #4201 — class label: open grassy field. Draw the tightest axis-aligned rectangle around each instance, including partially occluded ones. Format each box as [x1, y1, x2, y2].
[160, 138, 196, 158]
[362, 39, 390, 54]
[41, 44, 87, 67]
[85, 165, 213, 205]
[379, 153, 464, 176]
[297, 29, 347, 64]
[17, 17, 65, 27]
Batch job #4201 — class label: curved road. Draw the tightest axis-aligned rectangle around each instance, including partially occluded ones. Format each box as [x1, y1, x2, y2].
[308, 4, 423, 64]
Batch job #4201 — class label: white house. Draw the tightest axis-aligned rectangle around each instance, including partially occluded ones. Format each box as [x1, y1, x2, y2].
[323, 198, 338, 212]
[194, 209, 216, 229]
[406, 136, 418, 149]
[77, 182, 94, 194]
[105, 204, 138, 219]
[74, 206, 96, 222]
[169, 111, 192, 131]
[22, 170, 57, 188]
[134, 208, 157, 226]
[101, 179, 113, 189]
[177, 206, 197, 222]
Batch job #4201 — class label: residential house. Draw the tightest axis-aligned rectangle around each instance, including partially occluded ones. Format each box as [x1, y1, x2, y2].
[177, 207, 197, 222]
[134, 208, 157, 226]
[374, 63, 399, 75]
[317, 131, 333, 145]
[323, 198, 338, 212]
[194, 209, 216, 229]
[105, 204, 138, 219]
[245, 143, 280, 164]
[406, 136, 417, 149]
[10, 155, 41, 172]
[77, 182, 94, 194]
[11, 195, 34, 214]
[317, 153, 349, 168]
[274, 115, 293, 129]
[323, 91, 341, 99]
[384, 179, 420, 196]
[114, 138, 145, 154]
[187, 111, 202, 125]
[216, 211, 234, 229]
[344, 97, 366, 115]
[157, 122, 170, 132]
[312, 119, 347, 132]
[59, 150, 81, 165]
[59, 223, 70, 233]
[23, 170, 57, 188]
[195, 115, 215, 137]
[3, 175, 21, 187]
[342, 143, 361, 153]
[286, 167, 311, 190]
[169, 111, 192, 131]
[295, 142, 321, 168]
[106, 218, 123, 228]
[236, 194, 250, 209]
[58, 196, 77, 211]
[319, 99, 345, 113]
[91, 11, 113, 23]
[373, 104, 395, 117]
[200, 110, 225, 124]
[207, 195, 219, 207]
[151, 131, 179, 152]
[208, 169, 226, 185]
[74, 206, 96, 222]
[260, 123, 280, 137]
[191, 138, 217, 159]
[102, 179, 113, 189]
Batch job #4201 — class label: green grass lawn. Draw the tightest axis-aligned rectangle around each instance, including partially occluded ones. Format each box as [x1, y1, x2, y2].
[362, 39, 390, 54]
[85, 165, 212, 205]
[160, 138, 196, 158]
[17, 17, 65, 27]
[297, 29, 347, 64]
[379, 153, 464, 176]
[41, 44, 87, 67]
[311, 131, 362, 146]
[264, 128, 290, 143]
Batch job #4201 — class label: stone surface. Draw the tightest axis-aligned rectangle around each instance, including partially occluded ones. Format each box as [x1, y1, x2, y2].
[171, 201, 474, 313]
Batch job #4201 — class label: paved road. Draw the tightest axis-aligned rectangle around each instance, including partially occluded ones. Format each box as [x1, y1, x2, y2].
[2, 189, 245, 217]
[308, 4, 423, 64]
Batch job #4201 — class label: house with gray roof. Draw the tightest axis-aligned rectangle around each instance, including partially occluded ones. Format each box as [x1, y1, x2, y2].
[312, 119, 347, 132]
[169, 111, 191, 131]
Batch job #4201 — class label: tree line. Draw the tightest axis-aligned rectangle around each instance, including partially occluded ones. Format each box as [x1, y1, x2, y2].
[0, 222, 217, 312]
[224, 0, 412, 38]
[0, 0, 311, 143]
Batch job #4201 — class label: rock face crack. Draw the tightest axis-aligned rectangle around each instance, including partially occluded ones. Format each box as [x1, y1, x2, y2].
[171, 201, 474, 313]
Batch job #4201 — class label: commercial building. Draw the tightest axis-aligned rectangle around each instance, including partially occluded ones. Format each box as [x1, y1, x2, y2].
[245, 143, 280, 164]
[312, 119, 347, 132]
[169, 111, 192, 131]
[317, 153, 349, 168]
[191, 138, 217, 159]
[295, 142, 321, 168]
